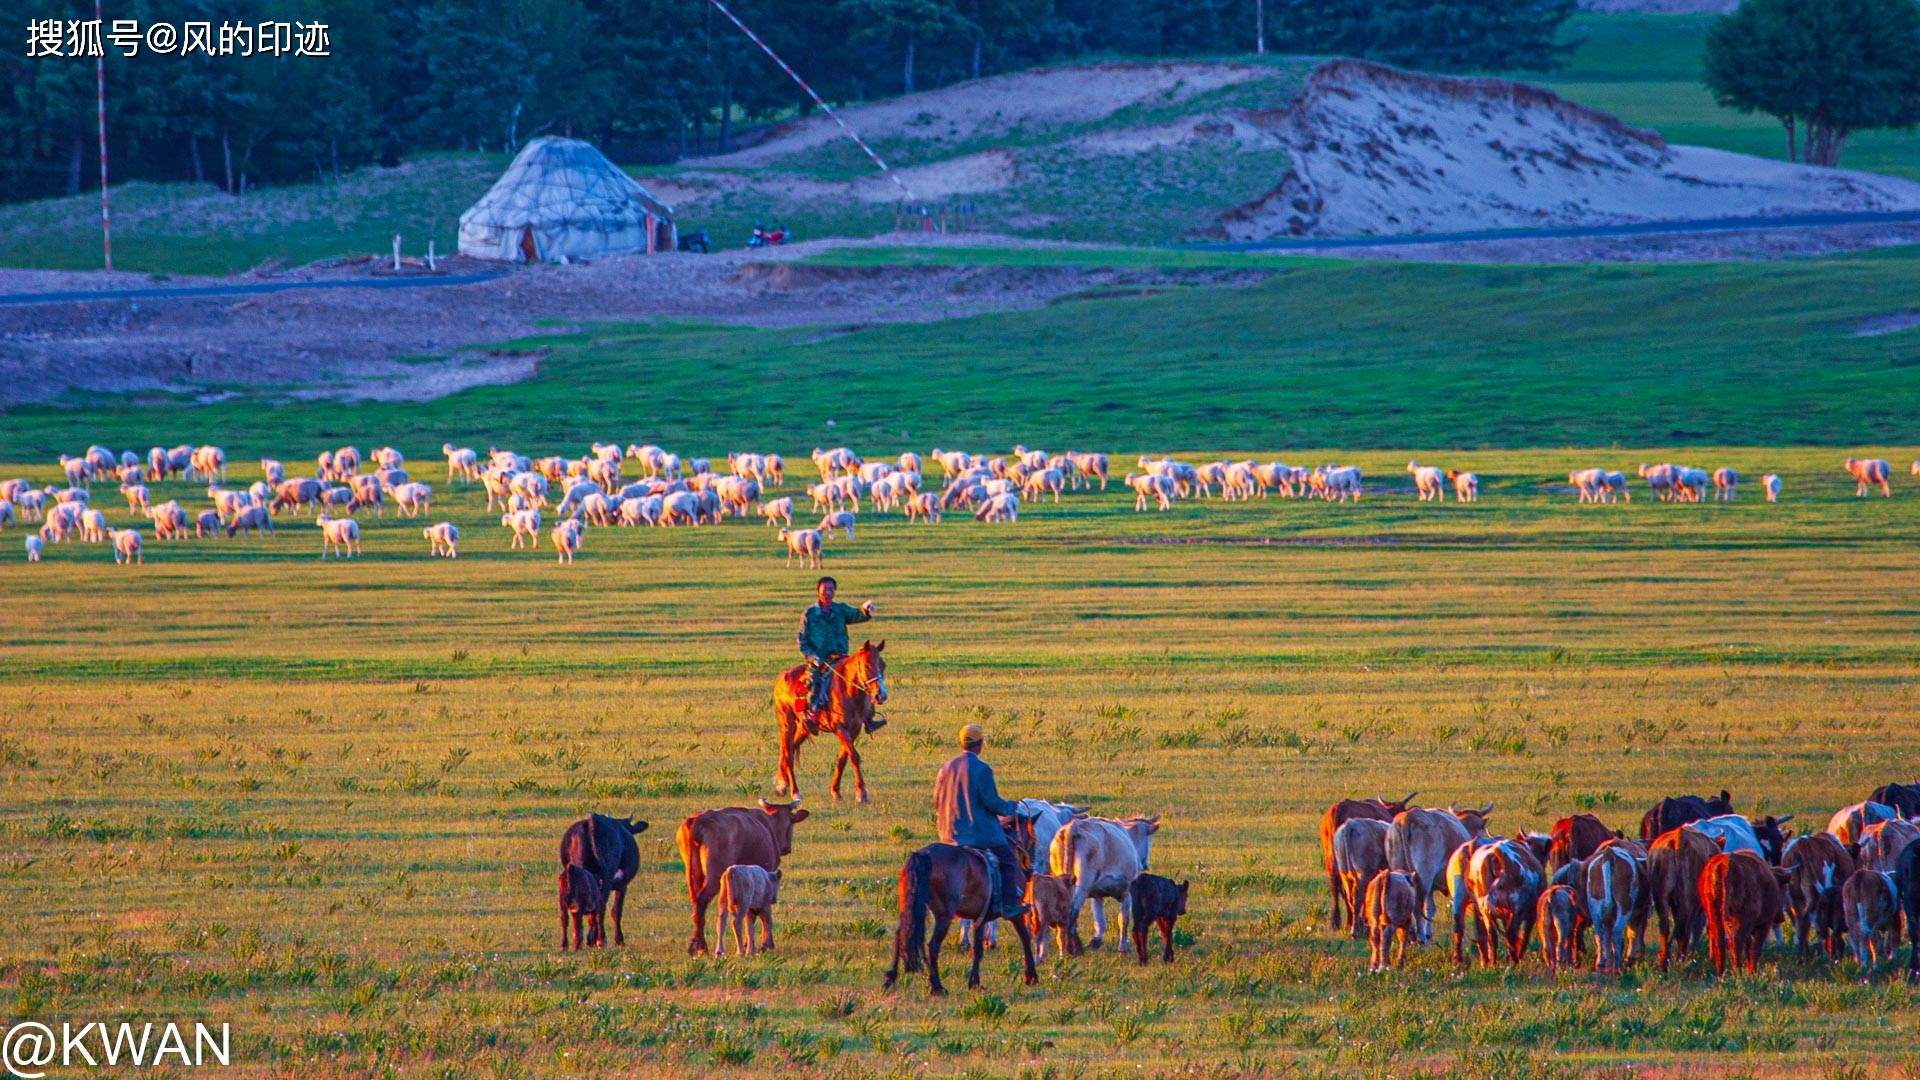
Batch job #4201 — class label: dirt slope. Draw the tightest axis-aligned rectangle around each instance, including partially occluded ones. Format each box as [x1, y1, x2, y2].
[1216, 60, 1920, 239]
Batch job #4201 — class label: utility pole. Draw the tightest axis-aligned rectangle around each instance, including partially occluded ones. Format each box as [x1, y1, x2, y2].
[95, 0, 112, 270]
[1256, 0, 1266, 55]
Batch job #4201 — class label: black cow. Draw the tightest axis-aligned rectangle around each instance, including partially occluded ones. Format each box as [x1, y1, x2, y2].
[1899, 839, 1920, 984]
[1871, 781, 1920, 818]
[1639, 791, 1734, 840]
[560, 814, 649, 945]
[1128, 873, 1190, 965]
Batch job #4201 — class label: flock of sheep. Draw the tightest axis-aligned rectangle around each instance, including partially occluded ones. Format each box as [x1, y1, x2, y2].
[5, 442, 1914, 566]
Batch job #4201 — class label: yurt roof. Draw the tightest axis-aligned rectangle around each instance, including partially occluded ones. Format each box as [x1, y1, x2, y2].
[459, 137, 673, 229]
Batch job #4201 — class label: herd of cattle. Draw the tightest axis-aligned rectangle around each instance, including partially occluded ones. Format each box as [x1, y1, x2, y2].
[7, 443, 1918, 565]
[554, 795, 1184, 992]
[1324, 782, 1920, 980]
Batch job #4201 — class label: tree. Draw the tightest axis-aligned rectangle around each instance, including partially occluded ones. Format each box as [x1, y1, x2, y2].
[1704, 0, 1920, 167]
[838, 0, 973, 93]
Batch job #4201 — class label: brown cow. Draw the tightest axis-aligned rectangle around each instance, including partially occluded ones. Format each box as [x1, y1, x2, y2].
[1827, 801, 1898, 846]
[1858, 818, 1920, 873]
[1025, 872, 1083, 961]
[1466, 836, 1546, 965]
[714, 865, 781, 957]
[1333, 818, 1391, 940]
[1318, 793, 1415, 929]
[1546, 814, 1617, 874]
[1387, 804, 1491, 944]
[1842, 868, 1902, 974]
[1699, 850, 1792, 975]
[1648, 825, 1721, 969]
[1782, 833, 1855, 959]
[1364, 869, 1418, 973]
[1536, 884, 1580, 973]
[676, 798, 810, 955]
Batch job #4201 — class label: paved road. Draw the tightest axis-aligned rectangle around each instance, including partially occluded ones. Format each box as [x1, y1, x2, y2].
[0, 271, 501, 308]
[1188, 209, 1920, 252]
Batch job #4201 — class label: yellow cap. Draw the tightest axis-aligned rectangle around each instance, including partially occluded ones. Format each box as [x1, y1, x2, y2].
[959, 723, 985, 747]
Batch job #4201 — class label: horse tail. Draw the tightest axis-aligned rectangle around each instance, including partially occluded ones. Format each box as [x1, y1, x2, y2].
[896, 849, 933, 976]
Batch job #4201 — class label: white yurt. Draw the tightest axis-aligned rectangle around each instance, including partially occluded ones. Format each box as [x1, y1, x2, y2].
[458, 137, 675, 262]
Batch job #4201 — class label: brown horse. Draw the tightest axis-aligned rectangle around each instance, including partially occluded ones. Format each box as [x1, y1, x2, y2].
[884, 816, 1039, 995]
[773, 639, 887, 803]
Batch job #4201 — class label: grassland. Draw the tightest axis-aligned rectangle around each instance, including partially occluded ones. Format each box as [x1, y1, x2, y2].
[5, 439, 1920, 1078]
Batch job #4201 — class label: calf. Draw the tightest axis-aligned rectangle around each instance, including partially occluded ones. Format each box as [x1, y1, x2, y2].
[1025, 872, 1083, 961]
[1387, 804, 1490, 943]
[1319, 794, 1414, 930]
[1841, 867, 1900, 974]
[1536, 883, 1580, 973]
[1783, 833, 1855, 959]
[677, 800, 809, 956]
[1699, 850, 1791, 975]
[1364, 869, 1418, 973]
[1828, 801, 1898, 845]
[714, 865, 781, 957]
[1128, 872, 1190, 965]
[558, 865, 606, 951]
[1584, 846, 1643, 974]
[1050, 815, 1159, 951]
[1332, 818, 1391, 939]
[1648, 824, 1720, 969]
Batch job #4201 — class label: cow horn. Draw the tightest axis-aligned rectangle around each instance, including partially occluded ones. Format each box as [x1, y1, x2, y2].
[1774, 813, 1794, 824]
[1479, 802, 1495, 817]
[1401, 791, 1417, 806]
[1448, 802, 1460, 814]
[758, 798, 772, 810]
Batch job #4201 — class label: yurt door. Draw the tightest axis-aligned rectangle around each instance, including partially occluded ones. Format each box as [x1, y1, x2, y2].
[519, 227, 538, 262]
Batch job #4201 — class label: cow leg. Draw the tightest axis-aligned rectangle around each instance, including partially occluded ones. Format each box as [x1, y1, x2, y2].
[1161, 918, 1175, 963]
[611, 884, 627, 946]
[1085, 894, 1106, 950]
[927, 915, 952, 996]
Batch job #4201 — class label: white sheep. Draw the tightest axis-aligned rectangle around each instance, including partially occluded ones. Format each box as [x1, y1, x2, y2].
[905, 492, 942, 523]
[110, 527, 142, 565]
[424, 521, 460, 557]
[1446, 469, 1478, 502]
[660, 491, 701, 526]
[1127, 472, 1174, 512]
[59, 454, 92, 489]
[79, 508, 109, 543]
[315, 514, 361, 559]
[119, 483, 149, 512]
[260, 458, 286, 484]
[1601, 470, 1630, 503]
[382, 482, 428, 518]
[0, 500, 12, 530]
[502, 509, 542, 549]
[225, 505, 273, 537]
[192, 445, 227, 483]
[1763, 473, 1782, 502]
[24, 534, 43, 562]
[443, 444, 480, 483]
[761, 497, 794, 527]
[14, 489, 44, 520]
[1023, 467, 1065, 504]
[819, 511, 857, 539]
[1569, 468, 1605, 503]
[1407, 460, 1447, 502]
[975, 492, 1020, 523]
[552, 520, 583, 564]
[778, 528, 823, 568]
[1712, 467, 1740, 501]
[1845, 457, 1892, 497]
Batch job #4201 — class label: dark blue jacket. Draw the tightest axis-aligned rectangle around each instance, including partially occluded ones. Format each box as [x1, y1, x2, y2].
[934, 751, 1016, 847]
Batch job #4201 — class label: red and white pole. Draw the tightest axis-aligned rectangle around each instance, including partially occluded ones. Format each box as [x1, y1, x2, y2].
[95, 0, 112, 271]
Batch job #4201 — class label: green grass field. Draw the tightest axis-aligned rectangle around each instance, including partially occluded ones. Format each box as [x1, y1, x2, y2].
[6, 439, 1920, 1077]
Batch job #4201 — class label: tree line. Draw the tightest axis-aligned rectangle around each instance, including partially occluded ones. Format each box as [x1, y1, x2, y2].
[0, 0, 1585, 203]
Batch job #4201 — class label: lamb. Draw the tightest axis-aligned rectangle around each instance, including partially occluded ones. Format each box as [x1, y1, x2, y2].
[760, 497, 794, 528]
[1763, 474, 1782, 502]
[904, 492, 942, 523]
[974, 492, 1020, 522]
[819, 511, 857, 540]
[778, 528, 823, 568]
[391, 483, 432, 518]
[24, 534, 43, 562]
[502, 509, 542, 549]
[443, 444, 480, 483]
[1845, 457, 1892, 497]
[552, 520, 584, 564]
[1407, 460, 1447, 502]
[1446, 469, 1479, 502]
[315, 514, 361, 559]
[714, 864, 782, 957]
[1712, 467, 1740, 501]
[424, 522, 460, 558]
[110, 527, 142, 565]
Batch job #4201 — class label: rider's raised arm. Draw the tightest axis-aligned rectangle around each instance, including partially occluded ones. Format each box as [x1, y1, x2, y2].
[841, 601, 874, 625]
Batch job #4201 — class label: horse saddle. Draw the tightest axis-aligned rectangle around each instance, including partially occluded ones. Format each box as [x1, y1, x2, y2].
[958, 845, 1003, 920]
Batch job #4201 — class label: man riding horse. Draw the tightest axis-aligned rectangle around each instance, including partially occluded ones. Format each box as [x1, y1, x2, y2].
[935, 723, 1028, 921]
[800, 576, 884, 735]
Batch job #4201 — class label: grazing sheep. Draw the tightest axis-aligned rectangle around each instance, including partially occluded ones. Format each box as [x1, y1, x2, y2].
[1364, 869, 1418, 973]
[1446, 469, 1479, 502]
[1845, 457, 1892, 497]
[778, 528, 823, 568]
[195, 510, 223, 539]
[1673, 466, 1710, 502]
[271, 478, 322, 516]
[59, 454, 91, 489]
[1023, 467, 1066, 504]
[375, 467, 409, 493]
[191, 445, 227, 483]
[209, 486, 254, 522]
[225, 505, 273, 538]
[110, 527, 142, 565]
[317, 486, 354, 515]
[765, 454, 785, 487]
[370, 446, 404, 471]
[760, 497, 794, 528]
[260, 458, 286, 484]
[443, 444, 480, 483]
[315, 514, 361, 558]
[0, 501, 11, 530]
[819, 511, 857, 540]
[502, 509, 542, 549]
[1601, 470, 1631, 503]
[510, 471, 550, 507]
[1763, 474, 1782, 502]
[116, 462, 144, 486]
[391, 482, 432, 518]
[1407, 460, 1447, 502]
[49, 485, 88, 507]
[146, 501, 188, 540]
[552, 520, 583, 564]
[79, 508, 109, 543]
[13, 489, 45, 521]
[621, 495, 663, 527]
[147, 447, 171, 479]
[975, 492, 1020, 523]
[24, 534, 43, 562]
[1712, 467, 1740, 501]
[904, 492, 942, 523]
[424, 522, 460, 557]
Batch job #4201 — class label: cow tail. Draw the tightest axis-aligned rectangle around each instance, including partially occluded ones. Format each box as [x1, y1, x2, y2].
[676, 817, 703, 908]
[897, 850, 933, 975]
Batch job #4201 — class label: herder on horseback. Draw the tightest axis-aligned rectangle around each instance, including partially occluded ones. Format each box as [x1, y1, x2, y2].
[772, 576, 889, 802]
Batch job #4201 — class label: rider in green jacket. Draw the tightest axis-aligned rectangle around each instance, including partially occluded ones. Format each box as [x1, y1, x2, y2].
[799, 576, 882, 733]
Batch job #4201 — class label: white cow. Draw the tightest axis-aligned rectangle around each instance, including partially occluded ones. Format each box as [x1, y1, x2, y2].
[1049, 815, 1160, 952]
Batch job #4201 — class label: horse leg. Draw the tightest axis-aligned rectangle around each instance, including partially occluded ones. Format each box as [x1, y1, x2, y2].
[830, 743, 848, 802]
[927, 914, 952, 996]
[838, 727, 870, 804]
[1010, 915, 1038, 985]
[970, 917, 988, 988]
[776, 721, 803, 799]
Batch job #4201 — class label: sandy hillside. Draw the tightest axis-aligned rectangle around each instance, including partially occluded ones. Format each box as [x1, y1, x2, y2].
[1216, 60, 1920, 239]
[694, 62, 1276, 168]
